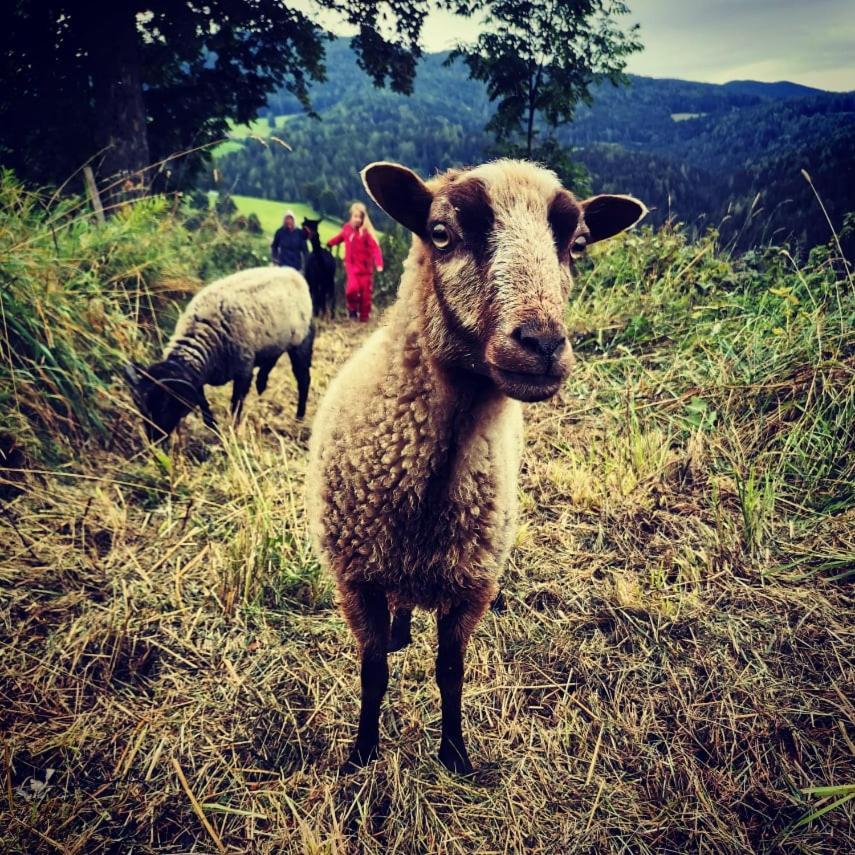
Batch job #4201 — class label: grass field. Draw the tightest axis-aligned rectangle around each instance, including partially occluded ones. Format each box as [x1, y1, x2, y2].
[670, 112, 707, 121]
[209, 191, 343, 243]
[1, 184, 853, 852]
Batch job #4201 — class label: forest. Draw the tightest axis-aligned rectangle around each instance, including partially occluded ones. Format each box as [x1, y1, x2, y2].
[214, 39, 855, 252]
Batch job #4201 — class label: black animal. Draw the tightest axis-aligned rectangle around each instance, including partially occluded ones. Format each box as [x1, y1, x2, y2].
[302, 217, 337, 317]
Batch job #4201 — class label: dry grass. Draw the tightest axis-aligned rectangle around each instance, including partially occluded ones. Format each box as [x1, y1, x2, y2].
[2, 307, 853, 853]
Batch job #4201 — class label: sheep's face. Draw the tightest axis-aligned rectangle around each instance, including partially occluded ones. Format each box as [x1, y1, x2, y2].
[124, 362, 198, 442]
[362, 160, 646, 403]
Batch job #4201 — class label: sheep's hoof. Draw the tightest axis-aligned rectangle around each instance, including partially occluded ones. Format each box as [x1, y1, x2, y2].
[388, 625, 411, 652]
[341, 742, 378, 773]
[490, 589, 506, 614]
[387, 634, 411, 652]
[438, 741, 474, 777]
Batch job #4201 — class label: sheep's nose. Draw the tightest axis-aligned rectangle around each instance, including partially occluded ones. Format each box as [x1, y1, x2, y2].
[512, 323, 567, 363]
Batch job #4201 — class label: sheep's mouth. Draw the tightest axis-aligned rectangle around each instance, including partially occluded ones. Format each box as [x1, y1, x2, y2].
[489, 366, 564, 402]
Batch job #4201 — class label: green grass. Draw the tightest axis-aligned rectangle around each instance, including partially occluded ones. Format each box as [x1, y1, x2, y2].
[227, 116, 291, 139]
[209, 191, 343, 243]
[208, 114, 349, 243]
[0, 171, 267, 460]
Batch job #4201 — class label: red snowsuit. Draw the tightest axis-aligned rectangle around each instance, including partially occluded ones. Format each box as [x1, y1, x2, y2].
[327, 224, 383, 321]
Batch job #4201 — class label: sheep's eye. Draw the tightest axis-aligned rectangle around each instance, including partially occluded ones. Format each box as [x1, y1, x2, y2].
[571, 235, 588, 258]
[430, 223, 452, 250]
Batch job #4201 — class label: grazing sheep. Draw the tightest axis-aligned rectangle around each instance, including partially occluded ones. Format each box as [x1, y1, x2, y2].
[302, 217, 337, 317]
[126, 266, 314, 442]
[306, 159, 646, 774]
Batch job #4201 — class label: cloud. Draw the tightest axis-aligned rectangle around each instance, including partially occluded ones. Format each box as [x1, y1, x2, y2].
[624, 0, 855, 90]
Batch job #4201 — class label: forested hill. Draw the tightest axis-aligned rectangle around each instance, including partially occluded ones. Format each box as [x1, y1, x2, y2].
[213, 39, 855, 251]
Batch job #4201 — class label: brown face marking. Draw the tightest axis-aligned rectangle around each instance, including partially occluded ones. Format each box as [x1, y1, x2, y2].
[547, 190, 583, 262]
[437, 178, 495, 265]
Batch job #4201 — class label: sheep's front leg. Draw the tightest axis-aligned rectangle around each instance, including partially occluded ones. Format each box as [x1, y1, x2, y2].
[388, 608, 412, 652]
[255, 355, 280, 395]
[436, 599, 489, 775]
[230, 373, 253, 424]
[199, 391, 217, 431]
[287, 328, 314, 420]
[342, 583, 391, 771]
[327, 275, 336, 318]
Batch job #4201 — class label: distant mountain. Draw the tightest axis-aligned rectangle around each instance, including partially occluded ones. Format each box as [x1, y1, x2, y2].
[212, 39, 854, 252]
[721, 80, 827, 99]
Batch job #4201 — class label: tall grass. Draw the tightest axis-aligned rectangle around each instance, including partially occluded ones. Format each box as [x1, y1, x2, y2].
[0, 171, 267, 461]
[566, 217, 854, 571]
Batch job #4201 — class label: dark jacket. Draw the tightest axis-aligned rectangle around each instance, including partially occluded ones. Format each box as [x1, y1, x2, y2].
[272, 226, 308, 270]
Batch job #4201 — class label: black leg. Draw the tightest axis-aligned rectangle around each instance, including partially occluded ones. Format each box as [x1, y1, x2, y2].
[230, 373, 252, 424]
[342, 584, 391, 771]
[256, 355, 280, 396]
[436, 601, 485, 776]
[317, 279, 327, 316]
[287, 352, 310, 420]
[199, 391, 217, 431]
[325, 275, 335, 318]
[388, 609, 412, 652]
[287, 324, 314, 420]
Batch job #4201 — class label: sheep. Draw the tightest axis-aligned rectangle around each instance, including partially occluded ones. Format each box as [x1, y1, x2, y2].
[306, 159, 646, 775]
[302, 217, 337, 317]
[125, 266, 315, 442]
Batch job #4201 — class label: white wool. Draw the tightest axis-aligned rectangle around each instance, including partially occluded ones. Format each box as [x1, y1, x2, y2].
[167, 266, 312, 359]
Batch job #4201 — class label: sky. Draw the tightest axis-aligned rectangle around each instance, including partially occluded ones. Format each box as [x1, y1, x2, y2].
[413, 1, 855, 92]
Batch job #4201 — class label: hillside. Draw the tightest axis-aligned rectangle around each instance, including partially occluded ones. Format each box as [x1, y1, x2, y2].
[209, 192, 343, 242]
[212, 40, 855, 251]
[722, 80, 827, 99]
[2, 179, 853, 852]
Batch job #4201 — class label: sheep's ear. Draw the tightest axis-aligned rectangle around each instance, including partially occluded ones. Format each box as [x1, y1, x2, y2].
[361, 162, 433, 236]
[123, 363, 140, 388]
[123, 362, 147, 395]
[581, 195, 647, 244]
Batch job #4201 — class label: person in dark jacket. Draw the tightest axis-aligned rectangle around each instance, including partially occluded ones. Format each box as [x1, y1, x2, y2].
[271, 211, 308, 270]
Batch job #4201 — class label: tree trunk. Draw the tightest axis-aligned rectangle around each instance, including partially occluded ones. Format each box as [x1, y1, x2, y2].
[83, 3, 150, 204]
[526, 103, 535, 159]
[526, 68, 538, 158]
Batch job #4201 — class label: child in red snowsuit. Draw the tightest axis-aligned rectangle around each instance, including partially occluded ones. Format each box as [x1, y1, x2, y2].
[327, 202, 383, 322]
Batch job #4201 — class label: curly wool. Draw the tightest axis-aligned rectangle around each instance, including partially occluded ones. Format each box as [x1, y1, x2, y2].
[307, 244, 521, 619]
[128, 266, 314, 440]
[165, 266, 312, 383]
[305, 159, 646, 774]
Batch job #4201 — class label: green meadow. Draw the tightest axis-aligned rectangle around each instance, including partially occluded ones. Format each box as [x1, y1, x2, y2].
[211, 114, 293, 157]
[209, 191, 344, 242]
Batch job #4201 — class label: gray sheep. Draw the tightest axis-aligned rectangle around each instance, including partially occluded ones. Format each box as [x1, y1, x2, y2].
[126, 266, 315, 442]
